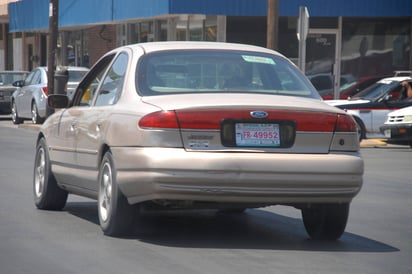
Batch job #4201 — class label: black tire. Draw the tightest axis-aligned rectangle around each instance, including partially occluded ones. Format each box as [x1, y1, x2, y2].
[302, 203, 349, 241]
[31, 102, 44, 124]
[11, 101, 23, 124]
[98, 151, 136, 236]
[33, 138, 68, 210]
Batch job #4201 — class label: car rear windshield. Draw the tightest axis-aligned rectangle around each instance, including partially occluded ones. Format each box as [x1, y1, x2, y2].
[136, 50, 319, 98]
[0, 73, 27, 85]
[68, 70, 87, 82]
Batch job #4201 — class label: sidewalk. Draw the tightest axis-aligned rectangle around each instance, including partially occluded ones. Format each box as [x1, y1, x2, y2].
[360, 138, 387, 147]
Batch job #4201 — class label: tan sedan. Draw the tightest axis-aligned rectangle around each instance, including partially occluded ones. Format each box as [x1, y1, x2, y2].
[34, 42, 363, 239]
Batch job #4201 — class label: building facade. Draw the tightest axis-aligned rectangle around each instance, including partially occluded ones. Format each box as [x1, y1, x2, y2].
[3, 0, 412, 97]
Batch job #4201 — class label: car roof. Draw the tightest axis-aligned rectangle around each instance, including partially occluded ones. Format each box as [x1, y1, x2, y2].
[121, 41, 285, 57]
[377, 76, 412, 83]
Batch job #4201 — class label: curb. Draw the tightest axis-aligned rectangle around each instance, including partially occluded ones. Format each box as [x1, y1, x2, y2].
[18, 123, 41, 131]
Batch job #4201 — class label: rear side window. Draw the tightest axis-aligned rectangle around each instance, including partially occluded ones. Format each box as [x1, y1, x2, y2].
[137, 50, 319, 98]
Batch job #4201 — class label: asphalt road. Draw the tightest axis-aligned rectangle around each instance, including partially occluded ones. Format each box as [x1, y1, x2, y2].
[0, 118, 411, 274]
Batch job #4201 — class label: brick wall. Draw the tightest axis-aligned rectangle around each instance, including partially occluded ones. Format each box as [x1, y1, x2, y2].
[87, 25, 117, 66]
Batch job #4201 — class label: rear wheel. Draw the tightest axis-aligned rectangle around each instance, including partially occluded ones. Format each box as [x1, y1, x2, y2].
[302, 203, 349, 241]
[98, 151, 137, 236]
[33, 138, 68, 210]
[31, 102, 44, 124]
[11, 101, 23, 124]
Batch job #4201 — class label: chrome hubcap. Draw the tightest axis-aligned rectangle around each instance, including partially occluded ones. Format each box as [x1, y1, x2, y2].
[34, 147, 45, 198]
[32, 105, 37, 124]
[99, 162, 112, 222]
[11, 103, 17, 122]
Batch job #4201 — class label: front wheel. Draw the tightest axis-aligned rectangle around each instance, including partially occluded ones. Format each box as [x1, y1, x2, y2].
[98, 151, 137, 236]
[302, 203, 349, 241]
[33, 138, 68, 210]
[11, 101, 23, 124]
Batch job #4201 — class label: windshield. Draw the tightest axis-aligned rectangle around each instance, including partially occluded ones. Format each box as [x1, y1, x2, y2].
[137, 50, 319, 99]
[340, 80, 357, 92]
[351, 80, 400, 100]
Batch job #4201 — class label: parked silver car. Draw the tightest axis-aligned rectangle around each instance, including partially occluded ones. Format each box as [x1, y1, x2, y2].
[0, 71, 28, 113]
[35, 42, 363, 239]
[11, 66, 88, 124]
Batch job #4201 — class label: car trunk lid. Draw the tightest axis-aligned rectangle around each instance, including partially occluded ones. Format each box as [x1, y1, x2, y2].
[140, 94, 358, 153]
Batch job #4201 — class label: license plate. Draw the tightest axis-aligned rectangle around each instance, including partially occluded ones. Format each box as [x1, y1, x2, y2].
[235, 123, 280, 147]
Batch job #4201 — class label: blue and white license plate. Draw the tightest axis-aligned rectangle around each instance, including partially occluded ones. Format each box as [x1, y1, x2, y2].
[235, 123, 280, 147]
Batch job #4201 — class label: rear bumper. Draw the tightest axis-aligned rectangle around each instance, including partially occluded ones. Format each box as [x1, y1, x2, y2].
[111, 147, 364, 205]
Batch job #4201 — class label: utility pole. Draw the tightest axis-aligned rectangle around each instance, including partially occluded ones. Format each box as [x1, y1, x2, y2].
[266, 0, 278, 50]
[46, 0, 59, 117]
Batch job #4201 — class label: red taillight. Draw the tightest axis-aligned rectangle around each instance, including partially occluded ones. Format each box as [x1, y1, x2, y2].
[138, 111, 179, 129]
[138, 110, 357, 132]
[41, 86, 48, 96]
[335, 114, 357, 132]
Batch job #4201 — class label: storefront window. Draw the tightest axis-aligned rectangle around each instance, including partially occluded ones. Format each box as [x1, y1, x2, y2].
[341, 18, 410, 78]
[139, 21, 154, 42]
[189, 15, 205, 41]
[205, 16, 217, 41]
[158, 20, 168, 41]
[176, 16, 188, 41]
[278, 17, 299, 60]
[175, 15, 217, 41]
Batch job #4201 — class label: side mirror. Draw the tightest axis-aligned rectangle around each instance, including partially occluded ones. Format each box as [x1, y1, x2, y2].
[48, 94, 69, 109]
[13, 80, 24, 87]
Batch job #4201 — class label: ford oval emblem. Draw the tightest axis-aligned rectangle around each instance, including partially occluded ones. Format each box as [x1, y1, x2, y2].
[250, 111, 268, 119]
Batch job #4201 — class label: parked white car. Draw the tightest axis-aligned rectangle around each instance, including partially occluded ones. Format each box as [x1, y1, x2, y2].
[380, 106, 412, 147]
